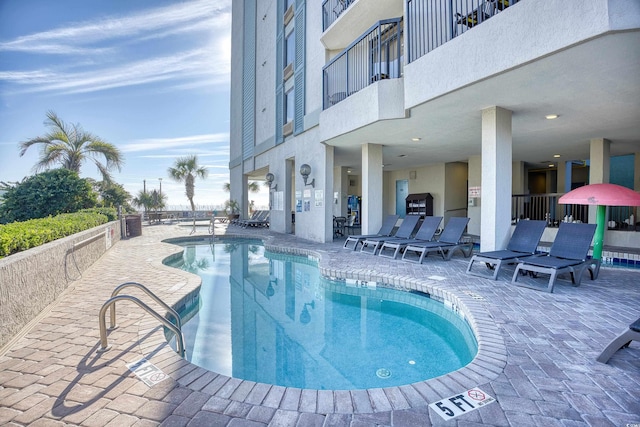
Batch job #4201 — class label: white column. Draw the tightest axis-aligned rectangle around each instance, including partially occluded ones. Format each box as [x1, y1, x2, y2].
[467, 155, 481, 236]
[588, 138, 610, 223]
[362, 143, 383, 235]
[481, 106, 512, 251]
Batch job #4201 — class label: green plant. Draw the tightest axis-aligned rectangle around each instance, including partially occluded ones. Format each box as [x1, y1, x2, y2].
[224, 199, 240, 215]
[0, 169, 97, 224]
[18, 110, 124, 182]
[168, 155, 208, 233]
[0, 211, 109, 258]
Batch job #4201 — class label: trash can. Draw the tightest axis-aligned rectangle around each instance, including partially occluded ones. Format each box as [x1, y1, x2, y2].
[125, 214, 142, 237]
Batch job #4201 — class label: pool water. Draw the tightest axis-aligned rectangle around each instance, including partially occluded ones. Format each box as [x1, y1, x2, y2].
[164, 239, 477, 390]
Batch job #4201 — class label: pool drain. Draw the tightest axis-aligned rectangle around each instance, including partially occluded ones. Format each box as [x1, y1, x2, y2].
[376, 368, 391, 379]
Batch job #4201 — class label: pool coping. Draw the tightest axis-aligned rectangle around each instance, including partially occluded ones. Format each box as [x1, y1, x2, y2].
[133, 233, 507, 414]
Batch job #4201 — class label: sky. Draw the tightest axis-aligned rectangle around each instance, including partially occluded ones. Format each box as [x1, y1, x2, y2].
[0, 0, 267, 210]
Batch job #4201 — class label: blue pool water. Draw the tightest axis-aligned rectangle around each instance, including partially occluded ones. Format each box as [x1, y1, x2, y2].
[164, 238, 477, 390]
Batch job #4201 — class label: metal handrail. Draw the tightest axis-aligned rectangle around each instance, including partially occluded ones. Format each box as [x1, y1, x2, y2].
[109, 282, 182, 330]
[98, 284, 185, 357]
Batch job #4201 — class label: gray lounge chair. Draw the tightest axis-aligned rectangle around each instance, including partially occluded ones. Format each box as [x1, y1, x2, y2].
[511, 222, 599, 293]
[466, 220, 547, 279]
[343, 215, 399, 251]
[360, 215, 420, 255]
[596, 317, 640, 363]
[378, 216, 443, 259]
[402, 217, 473, 263]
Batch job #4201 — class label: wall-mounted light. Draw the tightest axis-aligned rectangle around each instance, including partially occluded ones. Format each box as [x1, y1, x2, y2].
[265, 172, 277, 191]
[299, 301, 315, 324]
[299, 164, 315, 188]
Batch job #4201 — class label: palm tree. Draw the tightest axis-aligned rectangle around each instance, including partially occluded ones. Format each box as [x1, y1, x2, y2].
[168, 155, 208, 233]
[19, 111, 124, 182]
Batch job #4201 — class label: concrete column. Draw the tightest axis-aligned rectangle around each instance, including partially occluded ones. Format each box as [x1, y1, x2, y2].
[333, 166, 349, 217]
[284, 159, 293, 233]
[588, 138, 611, 223]
[323, 146, 335, 243]
[481, 106, 512, 251]
[634, 153, 640, 192]
[467, 155, 481, 236]
[362, 143, 383, 235]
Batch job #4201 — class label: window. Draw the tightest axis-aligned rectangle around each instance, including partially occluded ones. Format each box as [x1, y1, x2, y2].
[285, 87, 295, 124]
[285, 29, 295, 68]
[285, 0, 295, 11]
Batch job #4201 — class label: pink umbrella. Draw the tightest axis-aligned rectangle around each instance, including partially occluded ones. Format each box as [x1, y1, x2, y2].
[559, 183, 640, 259]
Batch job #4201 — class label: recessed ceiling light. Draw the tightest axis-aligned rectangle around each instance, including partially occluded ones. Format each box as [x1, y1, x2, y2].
[553, 154, 561, 158]
[545, 114, 559, 120]
[411, 137, 421, 142]
[548, 164, 554, 167]
[347, 169, 352, 173]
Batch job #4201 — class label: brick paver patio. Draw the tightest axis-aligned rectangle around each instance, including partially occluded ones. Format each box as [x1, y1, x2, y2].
[0, 222, 638, 426]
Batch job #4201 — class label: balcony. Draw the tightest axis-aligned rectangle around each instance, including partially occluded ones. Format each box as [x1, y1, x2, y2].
[323, 18, 403, 110]
[321, 0, 403, 50]
[322, 0, 355, 30]
[406, 0, 520, 63]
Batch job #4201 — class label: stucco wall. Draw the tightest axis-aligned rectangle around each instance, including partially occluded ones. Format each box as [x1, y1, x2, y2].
[0, 221, 121, 349]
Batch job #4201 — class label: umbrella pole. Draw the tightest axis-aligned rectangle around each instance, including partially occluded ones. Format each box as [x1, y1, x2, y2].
[592, 204, 606, 260]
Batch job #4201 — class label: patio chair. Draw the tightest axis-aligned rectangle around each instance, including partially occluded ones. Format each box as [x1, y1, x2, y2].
[360, 215, 420, 255]
[511, 222, 599, 293]
[243, 210, 270, 228]
[402, 217, 473, 263]
[237, 210, 264, 227]
[466, 219, 547, 279]
[343, 215, 399, 251]
[378, 216, 443, 259]
[596, 317, 640, 363]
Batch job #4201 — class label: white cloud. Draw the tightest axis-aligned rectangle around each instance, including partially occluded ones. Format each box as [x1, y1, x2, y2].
[0, 0, 230, 54]
[0, 0, 231, 95]
[120, 133, 228, 153]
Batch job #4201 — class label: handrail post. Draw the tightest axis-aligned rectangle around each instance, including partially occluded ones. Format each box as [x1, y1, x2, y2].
[109, 282, 182, 330]
[98, 294, 185, 357]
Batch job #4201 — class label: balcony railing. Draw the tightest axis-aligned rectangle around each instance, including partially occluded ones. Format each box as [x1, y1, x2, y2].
[407, 0, 520, 63]
[323, 0, 355, 31]
[323, 18, 403, 110]
[511, 193, 638, 231]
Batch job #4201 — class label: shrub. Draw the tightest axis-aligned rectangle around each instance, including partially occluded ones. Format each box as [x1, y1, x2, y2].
[0, 211, 110, 258]
[0, 169, 97, 224]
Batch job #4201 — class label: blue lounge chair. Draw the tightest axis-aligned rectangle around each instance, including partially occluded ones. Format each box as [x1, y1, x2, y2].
[343, 215, 399, 251]
[596, 317, 640, 363]
[360, 215, 420, 255]
[402, 217, 472, 263]
[511, 222, 599, 293]
[466, 220, 547, 279]
[378, 216, 443, 259]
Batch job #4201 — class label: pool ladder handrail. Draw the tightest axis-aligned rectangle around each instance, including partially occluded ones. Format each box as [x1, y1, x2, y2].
[98, 282, 185, 357]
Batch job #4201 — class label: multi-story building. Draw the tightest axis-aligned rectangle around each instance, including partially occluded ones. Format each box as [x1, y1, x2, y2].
[230, 0, 640, 247]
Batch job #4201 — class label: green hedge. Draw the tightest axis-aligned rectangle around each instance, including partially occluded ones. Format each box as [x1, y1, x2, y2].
[0, 208, 116, 258]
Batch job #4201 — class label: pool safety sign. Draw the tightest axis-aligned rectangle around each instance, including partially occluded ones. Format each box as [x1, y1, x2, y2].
[429, 388, 496, 420]
[126, 358, 168, 387]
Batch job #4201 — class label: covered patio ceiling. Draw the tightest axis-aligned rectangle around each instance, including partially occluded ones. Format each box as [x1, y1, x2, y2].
[328, 30, 640, 174]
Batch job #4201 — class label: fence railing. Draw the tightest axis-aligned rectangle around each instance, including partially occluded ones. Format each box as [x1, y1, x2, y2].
[407, 0, 520, 63]
[322, 0, 355, 31]
[511, 193, 638, 231]
[323, 18, 403, 109]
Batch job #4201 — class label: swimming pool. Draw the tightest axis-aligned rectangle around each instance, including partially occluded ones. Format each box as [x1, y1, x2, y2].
[164, 238, 478, 390]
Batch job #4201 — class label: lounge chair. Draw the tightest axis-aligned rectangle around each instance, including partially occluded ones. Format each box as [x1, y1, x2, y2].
[343, 215, 399, 251]
[511, 222, 599, 293]
[596, 317, 640, 363]
[466, 219, 547, 279]
[233, 210, 261, 227]
[242, 210, 269, 228]
[378, 216, 443, 259]
[360, 215, 420, 255]
[402, 217, 473, 263]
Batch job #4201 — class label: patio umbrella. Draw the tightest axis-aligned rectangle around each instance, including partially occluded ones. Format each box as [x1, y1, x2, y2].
[558, 183, 640, 259]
